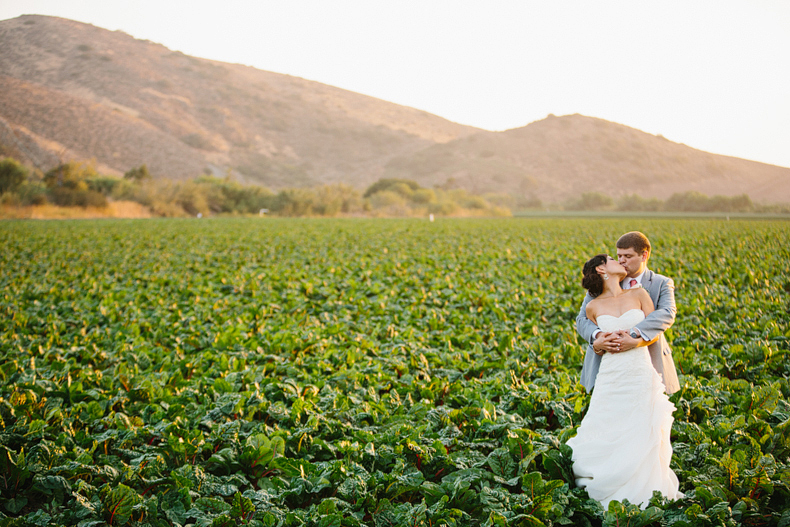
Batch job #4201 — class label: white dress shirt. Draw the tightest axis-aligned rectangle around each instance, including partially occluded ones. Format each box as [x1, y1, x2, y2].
[624, 271, 645, 289]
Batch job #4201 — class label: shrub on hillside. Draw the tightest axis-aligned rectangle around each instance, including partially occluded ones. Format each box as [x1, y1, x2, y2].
[411, 188, 438, 204]
[369, 190, 411, 216]
[272, 188, 317, 216]
[482, 193, 515, 210]
[462, 195, 488, 210]
[0, 157, 28, 194]
[233, 185, 275, 214]
[149, 199, 187, 217]
[49, 187, 108, 207]
[664, 191, 711, 212]
[665, 191, 754, 213]
[18, 182, 49, 205]
[87, 175, 133, 197]
[194, 175, 275, 214]
[124, 164, 151, 182]
[428, 199, 459, 216]
[313, 184, 363, 216]
[44, 162, 107, 208]
[516, 194, 543, 210]
[617, 194, 663, 212]
[174, 181, 210, 215]
[565, 192, 614, 211]
[44, 161, 96, 190]
[1, 178, 48, 206]
[363, 180, 510, 217]
[369, 190, 406, 209]
[363, 178, 421, 198]
[709, 193, 753, 212]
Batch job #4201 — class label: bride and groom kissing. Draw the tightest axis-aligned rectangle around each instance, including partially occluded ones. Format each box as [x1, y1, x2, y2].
[566, 231, 683, 509]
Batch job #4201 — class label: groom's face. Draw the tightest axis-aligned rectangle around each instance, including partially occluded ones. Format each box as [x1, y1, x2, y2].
[617, 247, 648, 278]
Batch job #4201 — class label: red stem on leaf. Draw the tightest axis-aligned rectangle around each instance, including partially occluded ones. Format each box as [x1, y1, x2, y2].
[109, 500, 121, 525]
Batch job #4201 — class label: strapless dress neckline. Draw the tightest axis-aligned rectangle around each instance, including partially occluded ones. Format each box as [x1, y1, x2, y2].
[597, 309, 645, 332]
[597, 308, 643, 321]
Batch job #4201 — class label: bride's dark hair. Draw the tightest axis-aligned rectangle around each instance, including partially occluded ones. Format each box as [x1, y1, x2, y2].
[582, 254, 609, 298]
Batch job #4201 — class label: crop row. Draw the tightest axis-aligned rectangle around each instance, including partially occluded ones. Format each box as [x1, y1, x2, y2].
[0, 218, 788, 526]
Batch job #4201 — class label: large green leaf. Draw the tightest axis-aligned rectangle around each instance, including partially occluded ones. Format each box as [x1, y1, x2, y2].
[100, 484, 141, 526]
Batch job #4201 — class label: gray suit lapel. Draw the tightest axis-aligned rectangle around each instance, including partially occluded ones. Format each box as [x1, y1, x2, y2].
[643, 269, 660, 305]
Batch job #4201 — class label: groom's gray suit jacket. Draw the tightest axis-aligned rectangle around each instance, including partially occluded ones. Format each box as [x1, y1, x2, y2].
[576, 269, 680, 395]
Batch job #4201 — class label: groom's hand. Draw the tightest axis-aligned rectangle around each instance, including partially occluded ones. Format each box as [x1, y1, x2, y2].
[613, 332, 640, 352]
[592, 332, 619, 355]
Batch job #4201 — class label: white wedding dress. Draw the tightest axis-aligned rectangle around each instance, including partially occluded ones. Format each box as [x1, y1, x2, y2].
[567, 309, 682, 509]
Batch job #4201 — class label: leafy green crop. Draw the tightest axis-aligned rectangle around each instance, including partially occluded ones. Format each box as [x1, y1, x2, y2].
[0, 218, 788, 526]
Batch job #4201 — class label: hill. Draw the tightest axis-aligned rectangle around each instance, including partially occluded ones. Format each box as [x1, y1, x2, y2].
[383, 114, 790, 203]
[0, 15, 478, 188]
[1, 14, 789, 204]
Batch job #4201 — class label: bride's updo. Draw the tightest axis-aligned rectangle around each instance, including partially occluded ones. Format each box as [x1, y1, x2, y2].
[582, 254, 609, 297]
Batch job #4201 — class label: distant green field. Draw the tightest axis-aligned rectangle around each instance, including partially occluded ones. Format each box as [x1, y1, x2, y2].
[1, 218, 788, 526]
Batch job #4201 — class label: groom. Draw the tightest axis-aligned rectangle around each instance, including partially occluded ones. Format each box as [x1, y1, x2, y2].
[576, 231, 680, 394]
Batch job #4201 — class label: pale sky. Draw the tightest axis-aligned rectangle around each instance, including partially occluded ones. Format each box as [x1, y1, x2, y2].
[1, 0, 789, 168]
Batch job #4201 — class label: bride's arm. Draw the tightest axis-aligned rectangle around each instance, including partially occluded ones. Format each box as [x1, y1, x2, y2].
[585, 300, 598, 326]
[582, 298, 620, 355]
[576, 292, 600, 344]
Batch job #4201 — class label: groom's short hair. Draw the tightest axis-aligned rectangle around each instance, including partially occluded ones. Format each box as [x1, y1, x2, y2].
[617, 231, 651, 256]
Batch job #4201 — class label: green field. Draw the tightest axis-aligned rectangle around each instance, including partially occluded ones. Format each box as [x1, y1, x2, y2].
[1, 218, 788, 526]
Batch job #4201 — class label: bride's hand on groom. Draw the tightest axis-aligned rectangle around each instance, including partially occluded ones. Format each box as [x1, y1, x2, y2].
[593, 331, 621, 355]
[612, 331, 639, 352]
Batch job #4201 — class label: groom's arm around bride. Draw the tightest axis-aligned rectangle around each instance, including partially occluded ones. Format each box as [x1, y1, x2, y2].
[576, 232, 680, 395]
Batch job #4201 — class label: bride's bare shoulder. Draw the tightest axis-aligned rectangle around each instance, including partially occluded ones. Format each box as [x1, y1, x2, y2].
[625, 287, 649, 298]
[585, 298, 601, 322]
[627, 287, 654, 310]
[586, 296, 603, 308]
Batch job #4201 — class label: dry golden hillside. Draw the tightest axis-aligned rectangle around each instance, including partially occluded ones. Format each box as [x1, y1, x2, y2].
[1, 14, 789, 203]
[0, 15, 478, 187]
[384, 114, 790, 203]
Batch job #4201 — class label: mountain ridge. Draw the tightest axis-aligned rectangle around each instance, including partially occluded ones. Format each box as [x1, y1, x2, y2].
[1, 14, 789, 203]
[383, 113, 790, 202]
[0, 14, 479, 188]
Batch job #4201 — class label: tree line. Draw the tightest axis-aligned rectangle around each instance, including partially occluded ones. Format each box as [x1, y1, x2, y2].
[1, 156, 787, 216]
[0, 158, 510, 217]
[563, 191, 789, 214]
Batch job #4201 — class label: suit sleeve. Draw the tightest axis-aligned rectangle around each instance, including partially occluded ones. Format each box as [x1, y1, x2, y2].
[634, 276, 676, 340]
[576, 292, 599, 346]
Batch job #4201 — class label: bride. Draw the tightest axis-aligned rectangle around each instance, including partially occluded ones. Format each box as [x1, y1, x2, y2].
[566, 254, 682, 509]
